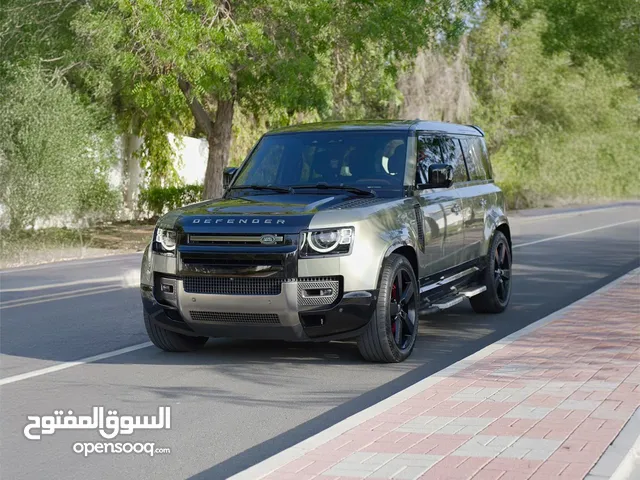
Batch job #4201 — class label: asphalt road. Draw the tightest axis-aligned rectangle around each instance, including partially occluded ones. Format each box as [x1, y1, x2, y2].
[1, 203, 638, 480]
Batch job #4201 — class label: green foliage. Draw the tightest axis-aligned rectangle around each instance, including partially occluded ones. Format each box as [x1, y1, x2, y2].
[485, 0, 640, 85]
[0, 64, 121, 229]
[469, 13, 640, 208]
[138, 184, 204, 218]
[70, 0, 473, 196]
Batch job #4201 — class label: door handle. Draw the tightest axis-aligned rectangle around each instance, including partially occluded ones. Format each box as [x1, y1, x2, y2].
[480, 198, 487, 208]
[451, 203, 461, 214]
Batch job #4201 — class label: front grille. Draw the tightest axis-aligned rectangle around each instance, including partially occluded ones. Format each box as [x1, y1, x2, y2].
[187, 234, 285, 246]
[183, 277, 282, 296]
[189, 311, 280, 324]
[180, 253, 284, 268]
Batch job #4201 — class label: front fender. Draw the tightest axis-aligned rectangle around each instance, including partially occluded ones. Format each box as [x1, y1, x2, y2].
[300, 198, 420, 291]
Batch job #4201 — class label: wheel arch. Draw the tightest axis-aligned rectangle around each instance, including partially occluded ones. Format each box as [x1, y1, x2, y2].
[495, 221, 512, 258]
[378, 243, 419, 288]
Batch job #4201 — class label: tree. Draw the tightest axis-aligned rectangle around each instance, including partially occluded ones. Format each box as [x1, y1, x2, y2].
[72, 0, 472, 199]
[485, 0, 640, 85]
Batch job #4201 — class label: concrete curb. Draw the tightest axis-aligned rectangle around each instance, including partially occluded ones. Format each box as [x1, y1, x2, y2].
[229, 266, 640, 480]
[610, 409, 640, 480]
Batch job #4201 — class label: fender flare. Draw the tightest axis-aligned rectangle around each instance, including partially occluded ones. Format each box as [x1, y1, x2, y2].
[374, 240, 420, 289]
[489, 217, 512, 259]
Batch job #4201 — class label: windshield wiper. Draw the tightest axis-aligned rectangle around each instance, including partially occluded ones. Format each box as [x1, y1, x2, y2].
[229, 184, 292, 193]
[290, 183, 377, 197]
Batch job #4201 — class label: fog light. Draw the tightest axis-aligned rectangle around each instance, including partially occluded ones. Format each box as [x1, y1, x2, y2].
[303, 288, 333, 297]
[161, 284, 174, 294]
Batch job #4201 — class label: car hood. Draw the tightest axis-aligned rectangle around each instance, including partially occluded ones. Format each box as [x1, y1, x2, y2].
[157, 193, 388, 234]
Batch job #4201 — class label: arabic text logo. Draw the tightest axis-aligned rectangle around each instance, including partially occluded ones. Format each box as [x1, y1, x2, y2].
[24, 406, 171, 440]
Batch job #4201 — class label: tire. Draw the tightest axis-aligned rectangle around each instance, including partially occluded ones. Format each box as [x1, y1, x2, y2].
[470, 230, 512, 314]
[144, 311, 209, 352]
[357, 254, 419, 363]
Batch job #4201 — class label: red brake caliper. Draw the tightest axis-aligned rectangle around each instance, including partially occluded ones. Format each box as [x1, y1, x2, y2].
[391, 283, 397, 334]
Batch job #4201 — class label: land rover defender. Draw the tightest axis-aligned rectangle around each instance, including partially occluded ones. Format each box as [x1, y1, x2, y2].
[140, 120, 512, 363]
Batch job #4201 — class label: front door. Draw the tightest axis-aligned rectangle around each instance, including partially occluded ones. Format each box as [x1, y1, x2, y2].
[414, 134, 465, 278]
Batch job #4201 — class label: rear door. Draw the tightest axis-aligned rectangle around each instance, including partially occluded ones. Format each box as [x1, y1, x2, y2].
[458, 136, 495, 261]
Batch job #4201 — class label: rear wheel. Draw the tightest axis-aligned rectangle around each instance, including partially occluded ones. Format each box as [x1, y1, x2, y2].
[357, 254, 419, 363]
[470, 231, 512, 313]
[144, 311, 209, 352]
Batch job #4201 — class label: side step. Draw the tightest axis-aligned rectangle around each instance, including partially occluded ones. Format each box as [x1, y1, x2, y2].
[419, 285, 486, 315]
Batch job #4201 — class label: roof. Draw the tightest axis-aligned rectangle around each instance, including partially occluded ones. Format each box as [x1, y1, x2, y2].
[265, 120, 484, 136]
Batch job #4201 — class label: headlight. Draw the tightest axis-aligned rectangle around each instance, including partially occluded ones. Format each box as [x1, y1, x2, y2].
[300, 227, 354, 257]
[154, 228, 177, 254]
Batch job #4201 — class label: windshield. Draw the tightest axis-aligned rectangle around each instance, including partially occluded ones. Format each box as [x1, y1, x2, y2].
[232, 130, 408, 196]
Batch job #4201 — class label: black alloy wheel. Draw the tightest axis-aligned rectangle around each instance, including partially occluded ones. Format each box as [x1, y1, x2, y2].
[470, 230, 512, 314]
[357, 254, 419, 363]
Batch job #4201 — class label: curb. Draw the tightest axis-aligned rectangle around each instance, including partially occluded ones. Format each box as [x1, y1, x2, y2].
[610, 408, 640, 480]
[229, 266, 640, 480]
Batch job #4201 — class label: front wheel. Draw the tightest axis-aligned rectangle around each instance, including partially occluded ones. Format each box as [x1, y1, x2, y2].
[144, 311, 209, 352]
[357, 254, 419, 363]
[470, 230, 512, 313]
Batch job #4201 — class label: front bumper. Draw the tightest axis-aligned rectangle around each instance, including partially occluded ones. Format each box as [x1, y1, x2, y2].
[141, 277, 378, 342]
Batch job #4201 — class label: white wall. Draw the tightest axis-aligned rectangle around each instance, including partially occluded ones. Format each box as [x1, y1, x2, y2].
[168, 133, 208, 186]
[117, 133, 209, 218]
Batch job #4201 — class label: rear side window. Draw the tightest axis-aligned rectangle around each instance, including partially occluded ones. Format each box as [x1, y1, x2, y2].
[461, 137, 491, 181]
[417, 134, 468, 184]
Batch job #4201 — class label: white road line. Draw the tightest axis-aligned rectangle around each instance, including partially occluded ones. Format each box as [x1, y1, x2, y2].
[0, 285, 119, 306]
[1, 277, 124, 293]
[513, 219, 639, 248]
[0, 286, 124, 309]
[0, 342, 153, 386]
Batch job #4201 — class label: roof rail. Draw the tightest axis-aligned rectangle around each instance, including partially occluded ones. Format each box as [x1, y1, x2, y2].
[468, 124, 485, 136]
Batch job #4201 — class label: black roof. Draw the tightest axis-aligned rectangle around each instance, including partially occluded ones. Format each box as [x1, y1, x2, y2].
[266, 120, 484, 136]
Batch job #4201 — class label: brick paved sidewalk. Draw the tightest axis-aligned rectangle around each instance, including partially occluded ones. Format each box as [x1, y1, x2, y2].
[241, 268, 640, 480]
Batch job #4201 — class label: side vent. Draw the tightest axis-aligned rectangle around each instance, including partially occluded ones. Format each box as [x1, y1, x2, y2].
[413, 204, 425, 251]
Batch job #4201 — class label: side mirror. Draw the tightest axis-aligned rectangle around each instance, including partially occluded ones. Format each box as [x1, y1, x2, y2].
[417, 163, 453, 190]
[223, 167, 238, 189]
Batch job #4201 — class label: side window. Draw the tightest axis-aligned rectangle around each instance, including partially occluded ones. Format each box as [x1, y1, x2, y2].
[461, 137, 488, 181]
[416, 135, 443, 184]
[479, 139, 493, 179]
[441, 137, 469, 183]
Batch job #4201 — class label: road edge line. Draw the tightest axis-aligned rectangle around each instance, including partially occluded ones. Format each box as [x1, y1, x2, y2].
[229, 266, 640, 480]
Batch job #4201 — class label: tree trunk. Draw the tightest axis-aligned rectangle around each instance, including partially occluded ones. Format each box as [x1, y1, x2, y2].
[122, 133, 144, 214]
[203, 98, 235, 199]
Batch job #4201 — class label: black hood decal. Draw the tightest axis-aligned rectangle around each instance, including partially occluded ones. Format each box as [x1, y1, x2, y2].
[157, 192, 393, 234]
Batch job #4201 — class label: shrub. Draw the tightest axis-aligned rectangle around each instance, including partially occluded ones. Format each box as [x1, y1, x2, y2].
[0, 64, 120, 230]
[469, 13, 640, 208]
[137, 184, 204, 218]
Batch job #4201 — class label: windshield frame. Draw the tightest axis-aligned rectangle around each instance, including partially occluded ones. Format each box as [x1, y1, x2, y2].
[228, 129, 410, 198]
